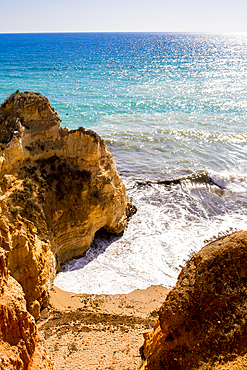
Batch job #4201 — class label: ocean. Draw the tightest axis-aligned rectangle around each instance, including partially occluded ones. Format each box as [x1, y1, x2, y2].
[1, 32, 247, 293]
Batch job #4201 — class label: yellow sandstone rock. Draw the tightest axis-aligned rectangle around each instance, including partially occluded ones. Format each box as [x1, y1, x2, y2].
[0, 246, 55, 370]
[0, 92, 135, 319]
[140, 231, 247, 370]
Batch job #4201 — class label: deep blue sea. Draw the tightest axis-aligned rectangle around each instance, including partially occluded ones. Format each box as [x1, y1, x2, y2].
[1, 33, 247, 293]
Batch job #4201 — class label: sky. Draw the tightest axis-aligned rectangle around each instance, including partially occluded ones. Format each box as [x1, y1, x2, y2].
[1, 0, 247, 34]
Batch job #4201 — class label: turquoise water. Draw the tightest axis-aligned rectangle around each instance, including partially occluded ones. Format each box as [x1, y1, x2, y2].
[1, 33, 247, 293]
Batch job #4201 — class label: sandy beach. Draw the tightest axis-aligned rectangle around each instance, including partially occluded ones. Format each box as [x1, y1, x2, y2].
[37, 285, 169, 370]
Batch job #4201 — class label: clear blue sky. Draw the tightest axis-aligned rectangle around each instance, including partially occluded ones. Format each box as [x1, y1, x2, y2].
[1, 0, 247, 33]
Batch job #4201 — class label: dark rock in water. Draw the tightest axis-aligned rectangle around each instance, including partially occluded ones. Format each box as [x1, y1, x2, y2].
[140, 231, 247, 369]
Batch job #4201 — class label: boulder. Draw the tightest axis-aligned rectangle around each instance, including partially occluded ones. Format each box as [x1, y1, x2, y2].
[140, 231, 247, 369]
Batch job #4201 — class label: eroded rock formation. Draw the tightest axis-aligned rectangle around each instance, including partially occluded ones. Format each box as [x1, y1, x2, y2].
[0, 91, 134, 319]
[0, 245, 55, 369]
[0, 199, 54, 321]
[140, 231, 247, 370]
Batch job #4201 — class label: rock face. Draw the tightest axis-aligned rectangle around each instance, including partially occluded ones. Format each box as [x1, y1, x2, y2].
[0, 246, 55, 369]
[0, 91, 134, 319]
[140, 231, 247, 370]
[0, 199, 54, 321]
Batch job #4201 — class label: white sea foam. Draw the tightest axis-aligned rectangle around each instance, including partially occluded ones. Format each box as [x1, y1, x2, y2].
[209, 170, 247, 192]
[54, 176, 247, 294]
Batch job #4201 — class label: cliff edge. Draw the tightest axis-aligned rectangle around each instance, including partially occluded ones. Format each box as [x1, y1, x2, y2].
[0, 91, 135, 319]
[140, 231, 247, 370]
[0, 245, 55, 369]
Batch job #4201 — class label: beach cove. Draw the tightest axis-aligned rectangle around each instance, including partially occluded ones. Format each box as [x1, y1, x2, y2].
[2, 32, 246, 295]
[0, 90, 247, 369]
[0, 32, 247, 369]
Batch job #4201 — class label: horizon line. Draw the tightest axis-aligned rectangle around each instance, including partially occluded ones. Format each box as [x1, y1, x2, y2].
[1, 31, 247, 35]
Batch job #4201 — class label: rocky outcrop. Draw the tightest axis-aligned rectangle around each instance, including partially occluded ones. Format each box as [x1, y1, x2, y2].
[0, 199, 54, 321]
[0, 91, 134, 319]
[0, 245, 55, 369]
[140, 231, 247, 370]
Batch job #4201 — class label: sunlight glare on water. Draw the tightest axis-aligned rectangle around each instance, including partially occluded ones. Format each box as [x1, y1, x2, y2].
[0, 33, 247, 293]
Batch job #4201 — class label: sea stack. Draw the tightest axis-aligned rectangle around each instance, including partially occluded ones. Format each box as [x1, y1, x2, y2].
[0, 91, 135, 319]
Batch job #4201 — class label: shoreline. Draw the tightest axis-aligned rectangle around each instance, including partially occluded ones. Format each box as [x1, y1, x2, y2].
[37, 285, 169, 370]
[49, 284, 170, 317]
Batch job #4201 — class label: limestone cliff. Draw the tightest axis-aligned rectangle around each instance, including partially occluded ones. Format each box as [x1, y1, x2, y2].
[0, 199, 54, 321]
[140, 231, 247, 370]
[0, 245, 55, 369]
[0, 91, 135, 319]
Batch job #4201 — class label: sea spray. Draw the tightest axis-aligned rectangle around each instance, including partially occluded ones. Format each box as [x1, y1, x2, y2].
[55, 173, 247, 294]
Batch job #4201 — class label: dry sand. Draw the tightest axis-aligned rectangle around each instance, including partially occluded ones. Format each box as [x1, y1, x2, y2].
[37, 285, 169, 370]
[37, 285, 247, 370]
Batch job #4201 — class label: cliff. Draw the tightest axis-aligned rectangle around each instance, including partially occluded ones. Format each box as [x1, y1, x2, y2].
[140, 231, 247, 370]
[0, 245, 55, 369]
[0, 91, 135, 319]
